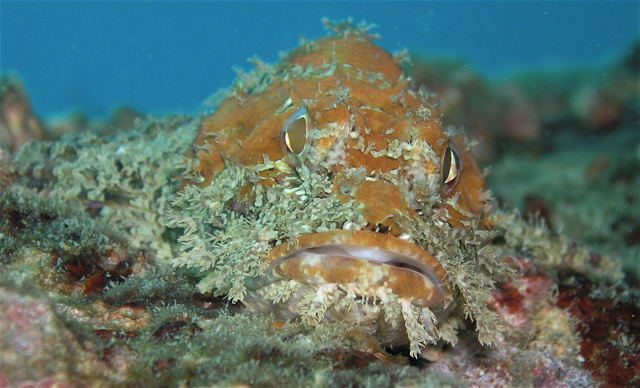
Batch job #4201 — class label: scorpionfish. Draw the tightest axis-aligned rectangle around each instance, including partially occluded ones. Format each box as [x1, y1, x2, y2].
[175, 25, 503, 357]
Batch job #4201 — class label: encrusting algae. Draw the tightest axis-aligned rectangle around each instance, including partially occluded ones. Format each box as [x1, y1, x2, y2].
[168, 19, 512, 357]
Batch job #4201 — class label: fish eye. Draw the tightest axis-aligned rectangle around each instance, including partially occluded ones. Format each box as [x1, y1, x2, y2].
[281, 107, 310, 156]
[442, 143, 462, 192]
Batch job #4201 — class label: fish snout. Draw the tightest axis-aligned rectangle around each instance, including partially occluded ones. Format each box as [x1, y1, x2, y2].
[265, 230, 453, 312]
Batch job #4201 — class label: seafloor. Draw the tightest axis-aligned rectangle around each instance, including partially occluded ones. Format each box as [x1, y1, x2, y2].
[0, 26, 638, 387]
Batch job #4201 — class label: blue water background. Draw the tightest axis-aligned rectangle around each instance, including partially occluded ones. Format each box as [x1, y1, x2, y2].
[1, 1, 638, 118]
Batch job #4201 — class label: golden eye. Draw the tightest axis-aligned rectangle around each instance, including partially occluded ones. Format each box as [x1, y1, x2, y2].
[281, 107, 310, 156]
[442, 144, 462, 192]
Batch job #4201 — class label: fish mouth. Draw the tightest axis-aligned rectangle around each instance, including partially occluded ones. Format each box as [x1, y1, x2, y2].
[265, 230, 453, 308]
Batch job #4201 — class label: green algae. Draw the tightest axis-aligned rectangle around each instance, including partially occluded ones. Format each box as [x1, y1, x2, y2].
[0, 185, 117, 255]
[490, 129, 637, 281]
[11, 115, 198, 259]
[0, 185, 125, 291]
[109, 310, 460, 387]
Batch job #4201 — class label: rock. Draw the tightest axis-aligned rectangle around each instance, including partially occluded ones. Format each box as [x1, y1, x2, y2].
[0, 285, 123, 387]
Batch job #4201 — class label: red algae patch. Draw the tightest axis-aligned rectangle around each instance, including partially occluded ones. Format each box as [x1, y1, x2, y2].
[557, 272, 640, 387]
[489, 257, 555, 330]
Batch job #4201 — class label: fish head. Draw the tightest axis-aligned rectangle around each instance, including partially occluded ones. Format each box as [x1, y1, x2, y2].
[194, 36, 487, 230]
[187, 34, 492, 354]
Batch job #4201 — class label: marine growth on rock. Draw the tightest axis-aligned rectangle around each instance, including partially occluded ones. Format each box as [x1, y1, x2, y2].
[2, 19, 637, 388]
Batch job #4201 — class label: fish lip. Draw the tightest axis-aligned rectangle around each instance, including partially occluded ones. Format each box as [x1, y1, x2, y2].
[265, 230, 453, 307]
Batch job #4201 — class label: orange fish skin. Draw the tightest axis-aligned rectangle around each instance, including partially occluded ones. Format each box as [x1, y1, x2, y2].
[193, 35, 488, 230]
[183, 31, 501, 357]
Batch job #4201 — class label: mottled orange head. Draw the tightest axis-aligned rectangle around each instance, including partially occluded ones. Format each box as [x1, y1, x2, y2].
[194, 35, 487, 228]
[187, 31, 491, 354]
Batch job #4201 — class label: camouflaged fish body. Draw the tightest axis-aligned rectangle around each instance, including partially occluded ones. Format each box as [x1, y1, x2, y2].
[171, 28, 507, 356]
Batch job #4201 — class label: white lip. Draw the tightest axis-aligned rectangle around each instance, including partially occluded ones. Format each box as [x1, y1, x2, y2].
[260, 230, 453, 309]
[272, 243, 447, 298]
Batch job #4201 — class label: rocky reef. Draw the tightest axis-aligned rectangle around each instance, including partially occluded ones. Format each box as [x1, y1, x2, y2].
[1, 22, 638, 387]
